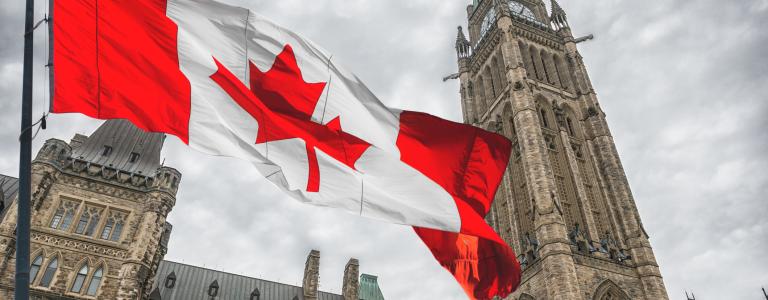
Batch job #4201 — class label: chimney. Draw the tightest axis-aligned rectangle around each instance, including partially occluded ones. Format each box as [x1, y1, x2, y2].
[342, 258, 359, 300]
[302, 250, 320, 300]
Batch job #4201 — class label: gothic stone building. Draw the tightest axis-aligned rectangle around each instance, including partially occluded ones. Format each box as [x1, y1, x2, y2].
[0, 120, 179, 299]
[0, 120, 383, 300]
[454, 0, 669, 299]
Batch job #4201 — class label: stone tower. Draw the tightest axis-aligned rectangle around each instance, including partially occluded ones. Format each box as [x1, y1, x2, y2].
[0, 120, 179, 299]
[302, 249, 320, 300]
[454, 0, 668, 299]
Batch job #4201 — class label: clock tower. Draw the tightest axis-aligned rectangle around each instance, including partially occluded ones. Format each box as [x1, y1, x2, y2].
[454, 0, 669, 299]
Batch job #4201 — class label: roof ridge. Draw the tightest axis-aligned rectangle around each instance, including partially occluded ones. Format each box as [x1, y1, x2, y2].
[161, 260, 343, 295]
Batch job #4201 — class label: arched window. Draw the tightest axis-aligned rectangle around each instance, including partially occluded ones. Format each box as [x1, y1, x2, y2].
[553, 54, 572, 90]
[566, 118, 575, 136]
[475, 78, 486, 114]
[491, 57, 503, 96]
[50, 200, 79, 231]
[164, 271, 177, 289]
[208, 280, 219, 297]
[593, 280, 631, 300]
[76, 206, 103, 236]
[70, 264, 89, 293]
[496, 53, 507, 89]
[39, 257, 58, 287]
[530, 46, 544, 81]
[540, 50, 551, 83]
[484, 67, 496, 102]
[250, 288, 261, 300]
[518, 41, 533, 77]
[85, 266, 103, 296]
[29, 254, 43, 283]
[540, 109, 549, 128]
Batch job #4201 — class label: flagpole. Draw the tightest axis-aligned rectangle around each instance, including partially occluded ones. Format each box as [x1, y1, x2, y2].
[16, 0, 35, 298]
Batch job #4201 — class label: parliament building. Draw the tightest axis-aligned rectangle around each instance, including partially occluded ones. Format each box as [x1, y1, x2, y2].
[454, 0, 669, 299]
[0, 120, 385, 300]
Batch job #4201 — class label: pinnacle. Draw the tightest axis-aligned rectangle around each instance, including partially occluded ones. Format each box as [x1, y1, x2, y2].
[456, 26, 468, 43]
[550, 0, 566, 16]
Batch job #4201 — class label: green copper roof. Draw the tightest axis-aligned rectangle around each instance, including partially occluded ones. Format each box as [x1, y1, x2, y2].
[359, 274, 385, 300]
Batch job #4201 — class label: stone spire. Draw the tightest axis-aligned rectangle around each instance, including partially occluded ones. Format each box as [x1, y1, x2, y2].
[550, 0, 569, 29]
[455, 26, 471, 59]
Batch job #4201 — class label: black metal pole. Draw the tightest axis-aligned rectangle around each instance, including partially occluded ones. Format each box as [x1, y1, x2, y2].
[16, 0, 35, 298]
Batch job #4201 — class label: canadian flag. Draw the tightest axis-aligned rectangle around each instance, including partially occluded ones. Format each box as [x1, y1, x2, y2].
[51, 0, 521, 298]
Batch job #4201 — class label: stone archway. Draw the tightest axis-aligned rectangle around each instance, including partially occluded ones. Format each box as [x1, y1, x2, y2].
[593, 279, 631, 300]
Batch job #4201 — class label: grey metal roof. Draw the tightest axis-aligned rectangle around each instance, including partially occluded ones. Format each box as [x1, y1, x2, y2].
[152, 260, 344, 300]
[70, 119, 165, 176]
[0, 174, 19, 214]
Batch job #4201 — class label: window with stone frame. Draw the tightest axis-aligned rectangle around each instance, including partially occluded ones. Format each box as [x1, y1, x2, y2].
[71, 264, 89, 293]
[100, 209, 128, 242]
[74, 205, 104, 237]
[49, 199, 80, 231]
[30, 254, 43, 283]
[85, 266, 104, 296]
[39, 257, 58, 287]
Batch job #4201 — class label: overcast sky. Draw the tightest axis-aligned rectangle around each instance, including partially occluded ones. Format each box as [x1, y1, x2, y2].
[1, 0, 767, 299]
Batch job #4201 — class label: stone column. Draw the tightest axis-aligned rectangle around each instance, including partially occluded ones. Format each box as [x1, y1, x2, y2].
[302, 249, 320, 300]
[341, 258, 359, 300]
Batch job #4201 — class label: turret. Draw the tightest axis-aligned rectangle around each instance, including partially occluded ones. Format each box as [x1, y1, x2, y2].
[550, 0, 570, 31]
[455, 26, 472, 62]
[549, 0, 572, 34]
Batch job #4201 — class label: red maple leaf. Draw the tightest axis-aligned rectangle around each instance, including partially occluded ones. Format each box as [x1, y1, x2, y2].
[210, 45, 371, 192]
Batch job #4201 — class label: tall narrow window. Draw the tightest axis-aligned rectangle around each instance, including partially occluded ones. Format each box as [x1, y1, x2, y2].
[85, 208, 102, 236]
[566, 118, 575, 136]
[111, 219, 124, 242]
[85, 267, 103, 296]
[100, 218, 113, 240]
[30, 255, 43, 283]
[75, 210, 90, 234]
[71, 264, 89, 293]
[101, 210, 127, 242]
[39, 257, 58, 287]
[76, 206, 103, 236]
[49, 207, 64, 229]
[540, 109, 549, 128]
[50, 200, 79, 231]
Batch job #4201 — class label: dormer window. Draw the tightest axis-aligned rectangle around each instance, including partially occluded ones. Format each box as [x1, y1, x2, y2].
[102, 145, 113, 156]
[129, 152, 140, 163]
[208, 280, 219, 297]
[164, 272, 176, 289]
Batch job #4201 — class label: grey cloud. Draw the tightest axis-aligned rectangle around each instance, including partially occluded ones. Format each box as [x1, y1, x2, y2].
[1, 0, 766, 299]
